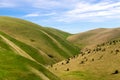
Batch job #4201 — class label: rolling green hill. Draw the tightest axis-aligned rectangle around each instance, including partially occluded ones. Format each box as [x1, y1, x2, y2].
[0, 16, 79, 65]
[0, 32, 60, 80]
[1, 16, 120, 80]
[0, 16, 80, 80]
[44, 27, 71, 39]
[67, 28, 120, 48]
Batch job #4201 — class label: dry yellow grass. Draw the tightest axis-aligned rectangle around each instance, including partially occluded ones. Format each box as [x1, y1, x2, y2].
[67, 28, 120, 49]
[49, 38, 120, 80]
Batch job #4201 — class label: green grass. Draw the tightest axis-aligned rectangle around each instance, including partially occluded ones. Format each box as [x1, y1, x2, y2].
[0, 31, 55, 65]
[41, 29, 80, 58]
[0, 44, 39, 79]
[0, 16, 81, 80]
[0, 37, 60, 80]
[45, 27, 71, 39]
[0, 50, 60, 80]
[0, 16, 80, 64]
[0, 37, 12, 51]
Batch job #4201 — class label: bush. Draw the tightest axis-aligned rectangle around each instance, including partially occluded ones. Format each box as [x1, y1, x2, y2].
[47, 54, 54, 58]
[80, 61, 84, 64]
[30, 39, 35, 42]
[66, 68, 69, 71]
[112, 70, 119, 74]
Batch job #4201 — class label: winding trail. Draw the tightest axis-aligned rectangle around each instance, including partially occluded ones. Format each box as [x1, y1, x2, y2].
[28, 66, 50, 80]
[40, 30, 71, 56]
[0, 34, 51, 80]
[0, 35, 37, 62]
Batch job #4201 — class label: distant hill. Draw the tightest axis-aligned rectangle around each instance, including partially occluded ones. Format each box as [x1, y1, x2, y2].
[67, 28, 120, 48]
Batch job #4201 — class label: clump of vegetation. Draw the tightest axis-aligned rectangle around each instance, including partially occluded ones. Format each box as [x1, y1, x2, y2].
[66, 68, 69, 71]
[61, 62, 64, 65]
[112, 70, 119, 74]
[101, 48, 105, 52]
[47, 54, 54, 58]
[80, 61, 84, 64]
[115, 49, 119, 54]
[51, 64, 53, 67]
[30, 39, 35, 42]
[66, 58, 70, 64]
[92, 58, 94, 61]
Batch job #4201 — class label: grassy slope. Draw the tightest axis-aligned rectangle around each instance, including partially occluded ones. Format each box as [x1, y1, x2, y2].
[0, 16, 79, 65]
[49, 38, 120, 80]
[67, 28, 120, 48]
[44, 27, 71, 39]
[0, 34, 60, 80]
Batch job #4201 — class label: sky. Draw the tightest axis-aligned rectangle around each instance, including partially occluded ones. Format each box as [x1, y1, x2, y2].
[0, 0, 120, 33]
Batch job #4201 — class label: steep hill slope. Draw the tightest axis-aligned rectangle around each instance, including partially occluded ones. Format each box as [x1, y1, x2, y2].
[0, 33, 60, 80]
[44, 27, 71, 39]
[49, 38, 120, 80]
[0, 16, 79, 65]
[67, 28, 120, 48]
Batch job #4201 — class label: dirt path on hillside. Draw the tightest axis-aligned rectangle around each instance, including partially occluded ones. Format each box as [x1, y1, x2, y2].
[0, 35, 37, 62]
[40, 30, 71, 56]
[28, 66, 50, 80]
[0, 35, 52, 80]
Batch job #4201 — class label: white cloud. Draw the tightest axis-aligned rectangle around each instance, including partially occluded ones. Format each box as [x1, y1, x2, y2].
[24, 13, 40, 17]
[56, 0, 120, 22]
[24, 0, 82, 10]
[24, 0, 60, 9]
[24, 12, 56, 17]
[1, 0, 120, 23]
[0, 0, 16, 8]
[41, 12, 56, 16]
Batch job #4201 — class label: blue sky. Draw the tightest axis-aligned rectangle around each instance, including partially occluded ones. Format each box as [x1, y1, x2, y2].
[0, 0, 120, 33]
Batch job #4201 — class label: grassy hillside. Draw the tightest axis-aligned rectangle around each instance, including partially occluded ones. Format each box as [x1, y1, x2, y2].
[67, 28, 120, 48]
[0, 33, 60, 80]
[49, 38, 120, 80]
[0, 16, 79, 65]
[45, 27, 71, 39]
[2, 16, 120, 80]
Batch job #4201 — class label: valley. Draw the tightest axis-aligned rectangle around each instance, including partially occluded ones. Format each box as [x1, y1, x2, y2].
[0, 16, 120, 80]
